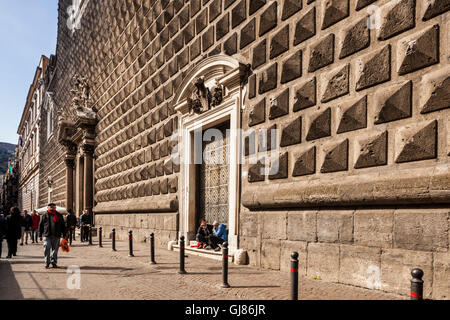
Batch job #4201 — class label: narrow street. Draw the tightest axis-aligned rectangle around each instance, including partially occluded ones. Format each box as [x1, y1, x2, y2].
[0, 237, 404, 300]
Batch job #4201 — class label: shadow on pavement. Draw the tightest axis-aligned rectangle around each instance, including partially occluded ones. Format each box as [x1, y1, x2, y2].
[231, 285, 281, 289]
[80, 266, 134, 271]
[0, 261, 24, 299]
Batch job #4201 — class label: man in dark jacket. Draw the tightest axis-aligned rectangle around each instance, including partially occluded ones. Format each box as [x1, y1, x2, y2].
[5, 207, 22, 258]
[66, 209, 78, 245]
[79, 209, 92, 242]
[196, 218, 214, 249]
[39, 203, 66, 268]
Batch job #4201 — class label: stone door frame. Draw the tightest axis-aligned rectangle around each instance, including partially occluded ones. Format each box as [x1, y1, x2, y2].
[174, 55, 247, 253]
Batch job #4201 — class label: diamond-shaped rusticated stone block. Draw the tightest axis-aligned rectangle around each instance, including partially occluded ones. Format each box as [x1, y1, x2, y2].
[270, 25, 289, 59]
[354, 131, 388, 169]
[422, 0, 450, 20]
[339, 17, 370, 59]
[321, 64, 350, 103]
[293, 77, 316, 111]
[308, 34, 334, 73]
[282, 0, 302, 20]
[209, 0, 222, 22]
[249, 98, 266, 127]
[322, 0, 349, 30]
[356, 0, 377, 10]
[224, 32, 237, 56]
[259, 124, 277, 152]
[377, 0, 415, 41]
[216, 12, 230, 40]
[244, 131, 256, 156]
[250, 0, 266, 15]
[420, 67, 450, 114]
[337, 96, 367, 134]
[241, 18, 256, 49]
[152, 179, 161, 195]
[320, 139, 349, 173]
[294, 7, 316, 46]
[161, 178, 169, 194]
[248, 158, 266, 182]
[232, 0, 246, 28]
[292, 146, 316, 176]
[252, 39, 266, 69]
[156, 161, 165, 177]
[281, 49, 302, 84]
[374, 80, 412, 124]
[269, 88, 289, 120]
[269, 152, 289, 180]
[356, 45, 391, 91]
[169, 176, 178, 193]
[280, 116, 302, 147]
[260, 1, 277, 36]
[259, 63, 278, 94]
[397, 24, 439, 75]
[395, 120, 438, 163]
[163, 158, 173, 175]
[306, 107, 332, 141]
[202, 26, 215, 52]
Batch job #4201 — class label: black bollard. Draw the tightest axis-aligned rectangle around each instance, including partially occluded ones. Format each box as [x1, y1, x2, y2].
[410, 268, 424, 300]
[150, 233, 156, 264]
[99, 227, 103, 248]
[290, 252, 299, 300]
[112, 228, 116, 251]
[88, 226, 93, 245]
[178, 236, 187, 274]
[221, 242, 230, 288]
[128, 230, 134, 257]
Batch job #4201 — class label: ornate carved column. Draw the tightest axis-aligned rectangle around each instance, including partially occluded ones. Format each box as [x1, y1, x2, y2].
[64, 154, 76, 212]
[82, 142, 95, 215]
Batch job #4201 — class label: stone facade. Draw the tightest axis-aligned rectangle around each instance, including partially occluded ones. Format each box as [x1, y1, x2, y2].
[41, 0, 449, 298]
[17, 56, 49, 212]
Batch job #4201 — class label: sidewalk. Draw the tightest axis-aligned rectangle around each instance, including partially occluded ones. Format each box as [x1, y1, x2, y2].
[0, 238, 405, 300]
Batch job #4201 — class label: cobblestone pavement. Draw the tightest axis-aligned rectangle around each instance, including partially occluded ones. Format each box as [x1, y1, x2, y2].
[0, 238, 405, 300]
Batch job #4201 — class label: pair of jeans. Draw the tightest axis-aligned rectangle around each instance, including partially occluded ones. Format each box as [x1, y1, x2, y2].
[29, 229, 38, 242]
[43, 236, 61, 266]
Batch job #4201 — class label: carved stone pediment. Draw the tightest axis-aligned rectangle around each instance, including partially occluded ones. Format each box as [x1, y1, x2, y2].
[186, 77, 223, 115]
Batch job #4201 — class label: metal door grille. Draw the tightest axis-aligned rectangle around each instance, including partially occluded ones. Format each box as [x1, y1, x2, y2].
[197, 122, 230, 225]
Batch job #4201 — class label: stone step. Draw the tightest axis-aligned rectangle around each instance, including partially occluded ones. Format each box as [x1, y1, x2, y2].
[172, 243, 233, 262]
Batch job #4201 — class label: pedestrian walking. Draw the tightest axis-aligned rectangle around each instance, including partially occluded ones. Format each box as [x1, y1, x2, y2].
[5, 207, 22, 258]
[79, 209, 92, 242]
[21, 210, 33, 245]
[66, 209, 77, 243]
[39, 203, 66, 268]
[19, 210, 26, 245]
[0, 213, 6, 258]
[30, 210, 40, 244]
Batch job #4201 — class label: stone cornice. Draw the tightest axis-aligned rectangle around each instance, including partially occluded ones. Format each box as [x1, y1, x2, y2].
[242, 164, 450, 210]
[93, 195, 179, 214]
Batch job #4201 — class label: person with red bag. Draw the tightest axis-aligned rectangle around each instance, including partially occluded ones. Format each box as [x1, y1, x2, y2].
[30, 210, 40, 244]
[39, 203, 66, 269]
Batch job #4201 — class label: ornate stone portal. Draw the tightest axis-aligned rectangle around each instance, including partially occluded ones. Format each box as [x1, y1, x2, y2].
[58, 74, 98, 216]
[174, 55, 248, 253]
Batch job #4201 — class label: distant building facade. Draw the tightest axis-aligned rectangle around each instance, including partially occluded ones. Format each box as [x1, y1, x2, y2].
[35, 0, 449, 298]
[1, 153, 19, 213]
[16, 56, 49, 212]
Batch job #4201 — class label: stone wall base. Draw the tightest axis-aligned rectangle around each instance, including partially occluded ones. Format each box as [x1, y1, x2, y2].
[94, 212, 178, 247]
[239, 207, 450, 300]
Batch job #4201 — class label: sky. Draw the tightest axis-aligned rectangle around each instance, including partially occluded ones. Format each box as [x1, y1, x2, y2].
[0, 0, 58, 144]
